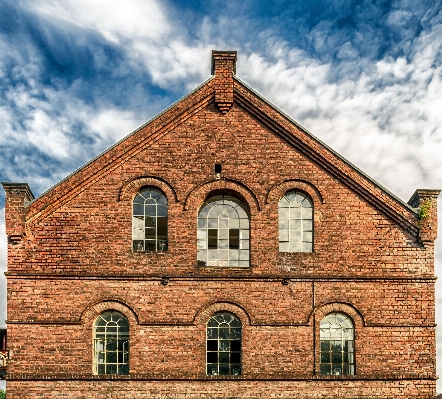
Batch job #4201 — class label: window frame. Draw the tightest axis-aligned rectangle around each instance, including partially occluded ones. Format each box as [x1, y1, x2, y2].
[93, 310, 130, 375]
[206, 312, 242, 376]
[132, 187, 168, 252]
[197, 195, 250, 267]
[319, 312, 355, 376]
[278, 190, 313, 253]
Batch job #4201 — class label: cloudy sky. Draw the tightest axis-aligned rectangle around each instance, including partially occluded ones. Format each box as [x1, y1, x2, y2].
[0, 0, 441, 389]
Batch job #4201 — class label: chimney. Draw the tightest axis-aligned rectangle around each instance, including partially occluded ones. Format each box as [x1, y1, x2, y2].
[1, 182, 34, 242]
[408, 189, 441, 244]
[211, 50, 237, 114]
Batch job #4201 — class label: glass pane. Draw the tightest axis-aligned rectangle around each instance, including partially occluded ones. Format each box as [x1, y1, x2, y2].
[118, 364, 129, 375]
[157, 217, 168, 239]
[279, 241, 290, 252]
[219, 240, 228, 249]
[303, 220, 313, 231]
[133, 204, 144, 216]
[198, 218, 207, 228]
[279, 230, 289, 242]
[332, 352, 342, 363]
[145, 240, 156, 251]
[302, 207, 313, 218]
[321, 352, 330, 362]
[157, 205, 168, 217]
[145, 228, 156, 239]
[207, 340, 218, 350]
[219, 340, 230, 351]
[107, 364, 117, 374]
[219, 329, 229, 339]
[208, 219, 218, 228]
[231, 328, 241, 339]
[144, 216, 155, 228]
[231, 353, 240, 363]
[207, 352, 218, 363]
[230, 341, 241, 351]
[219, 229, 228, 239]
[219, 353, 229, 363]
[133, 239, 144, 251]
[208, 229, 218, 249]
[320, 364, 331, 375]
[219, 366, 229, 375]
[279, 197, 290, 207]
[290, 207, 302, 218]
[133, 226, 144, 240]
[219, 218, 229, 228]
[229, 218, 239, 229]
[207, 329, 218, 339]
[229, 229, 239, 248]
[106, 352, 117, 363]
[320, 341, 330, 351]
[132, 216, 144, 229]
[106, 340, 117, 351]
[145, 205, 156, 216]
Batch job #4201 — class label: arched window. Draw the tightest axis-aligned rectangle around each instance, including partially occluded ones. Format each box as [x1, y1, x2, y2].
[278, 191, 313, 252]
[132, 188, 168, 251]
[197, 195, 249, 267]
[207, 313, 242, 376]
[93, 311, 129, 375]
[320, 312, 354, 375]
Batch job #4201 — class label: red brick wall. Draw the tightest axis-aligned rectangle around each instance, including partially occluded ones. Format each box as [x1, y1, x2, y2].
[3, 62, 437, 397]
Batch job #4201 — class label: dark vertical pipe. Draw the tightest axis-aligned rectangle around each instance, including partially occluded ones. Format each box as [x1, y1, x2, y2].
[312, 281, 316, 375]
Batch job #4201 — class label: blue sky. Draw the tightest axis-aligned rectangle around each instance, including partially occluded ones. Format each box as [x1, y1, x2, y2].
[0, 0, 441, 389]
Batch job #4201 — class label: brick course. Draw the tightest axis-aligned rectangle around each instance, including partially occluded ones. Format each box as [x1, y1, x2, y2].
[2, 50, 440, 398]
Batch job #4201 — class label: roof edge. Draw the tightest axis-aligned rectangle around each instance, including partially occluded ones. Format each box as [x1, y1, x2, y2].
[233, 76, 418, 215]
[27, 75, 216, 207]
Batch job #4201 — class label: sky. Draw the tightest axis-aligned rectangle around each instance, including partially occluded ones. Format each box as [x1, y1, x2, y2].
[0, 0, 441, 390]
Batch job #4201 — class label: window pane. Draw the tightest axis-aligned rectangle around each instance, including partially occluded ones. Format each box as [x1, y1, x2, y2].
[208, 229, 218, 249]
[157, 217, 167, 239]
[133, 240, 144, 251]
[144, 216, 155, 228]
[145, 228, 156, 239]
[229, 229, 239, 248]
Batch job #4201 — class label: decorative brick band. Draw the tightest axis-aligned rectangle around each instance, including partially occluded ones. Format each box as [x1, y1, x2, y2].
[183, 178, 261, 214]
[118, 176, 179, 203]
[193, 301, 251, 326]
[266, 179, 323, 206]
[81, 299, 139, 326]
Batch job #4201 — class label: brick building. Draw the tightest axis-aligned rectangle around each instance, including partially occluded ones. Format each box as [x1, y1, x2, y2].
[2, 50, 440, 398]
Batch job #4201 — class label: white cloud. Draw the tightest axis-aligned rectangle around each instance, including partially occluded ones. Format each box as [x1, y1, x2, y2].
[33, 0, 170, 43]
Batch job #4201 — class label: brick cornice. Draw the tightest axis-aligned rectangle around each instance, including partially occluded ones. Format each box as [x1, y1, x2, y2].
[5, 373, 437, 381]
